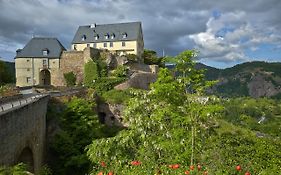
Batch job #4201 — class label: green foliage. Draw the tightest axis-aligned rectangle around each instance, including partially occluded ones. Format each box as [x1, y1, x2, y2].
[216, 79, 249, 97]
[84, 60, 99, 86]
[63, 71, 76, 87]
[96, 59, 108, 77]
[93, 77, 126, 95]
[222, 97, 281, 137]
[86, 50, 223, 174]
[142, 49, 164, 66]
[101, 89, 132, 104]
[49, 97, 101, 175]
[0, 60, 13, 85]
[126, 54, 139, 62]
[110, 65, 128, 78]
[202, 120, 281, 174]
[0, 163, 28, 175]
[48, 96, 123, 175]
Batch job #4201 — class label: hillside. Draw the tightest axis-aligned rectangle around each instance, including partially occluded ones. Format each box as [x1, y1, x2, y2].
[0, 60, 15, 84]
[199, 61, 281, 98]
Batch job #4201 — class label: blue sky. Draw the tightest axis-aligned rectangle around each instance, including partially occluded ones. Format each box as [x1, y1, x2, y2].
[0, 0, 281, 68]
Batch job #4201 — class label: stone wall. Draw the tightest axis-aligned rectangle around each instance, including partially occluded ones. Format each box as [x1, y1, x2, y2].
[52, 47, 100, 86]
[0, 95, 49, 174]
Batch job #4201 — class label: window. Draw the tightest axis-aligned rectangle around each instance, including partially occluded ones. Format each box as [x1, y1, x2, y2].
[26, 59, 30, 62]
[87, 44, 90, 47]
[43, 59, 47, 66]
[110, 42, 113, 47]
[94, 35, 99, 40]
[93, 43, 97, 48]
[26, 77, 31, 83]
[122, 41, 126, 47]
[73, 44, 77, 50]
[111, 33, 115, 39]
[105, 34, 109, 39]
[27, 68, 30, 71]
[104, 42, 107, 47]
[42, 50, 48, 56]
[81, 35, 86, 41]
[122, 32, 127, 38]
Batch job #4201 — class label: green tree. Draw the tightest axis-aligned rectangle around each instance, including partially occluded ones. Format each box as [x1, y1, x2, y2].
[142, 49, 164, 66]
[86, 50, 222, 174]
[49, 97, 103, 175]
[0, 60, 13, 85]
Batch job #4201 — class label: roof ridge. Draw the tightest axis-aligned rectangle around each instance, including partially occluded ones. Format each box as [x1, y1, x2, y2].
[80, 21, 141, 27]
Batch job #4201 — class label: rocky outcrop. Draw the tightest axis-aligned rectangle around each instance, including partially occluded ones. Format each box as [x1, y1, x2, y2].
[115, 72, 157, 90]
[97, 103, 124, 127]
[248, 74, 281, 98]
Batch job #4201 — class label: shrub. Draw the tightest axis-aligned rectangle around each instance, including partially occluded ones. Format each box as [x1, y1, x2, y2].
[94, 77, 126, 95]
[101, 89, 132, 104]
[84, 60, 99, 86]
[126, 54, 138, 62]
[63, 72, 76, 86]
[110, 65, 128, 78]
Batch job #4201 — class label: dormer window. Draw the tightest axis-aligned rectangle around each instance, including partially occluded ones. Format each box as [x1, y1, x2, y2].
[105, 33, 109, 39]
[111, 33, 115, 39]
[122, 32, 127, 39]
[42, 49, 49, 56]
[81, 35, 86, 41]
[94, 34, 99, 40]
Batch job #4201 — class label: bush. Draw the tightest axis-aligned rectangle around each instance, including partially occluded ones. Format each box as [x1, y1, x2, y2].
[101, 89, 132, 104]
[94, 77, 126, 95]
[63, 72, 76, 86]
[126, 54, 138, 62]
[84, 61, 99, 86]
[110, 65, 128, 78]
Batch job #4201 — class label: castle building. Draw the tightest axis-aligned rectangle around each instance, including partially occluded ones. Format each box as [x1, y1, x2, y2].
[15, 22, 144, 87]
[15, 38, 66, 87]
[71, 22, 144, 57]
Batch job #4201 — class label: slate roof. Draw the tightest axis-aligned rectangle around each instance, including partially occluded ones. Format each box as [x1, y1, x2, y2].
[72, 22, 142, 44]
[16, 37, 66, 58]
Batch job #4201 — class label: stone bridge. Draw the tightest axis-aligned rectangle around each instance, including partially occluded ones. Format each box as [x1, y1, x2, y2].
[0, 94, 50, 174]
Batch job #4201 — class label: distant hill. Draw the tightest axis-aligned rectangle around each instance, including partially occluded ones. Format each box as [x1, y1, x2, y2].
[0, 60, 15, 84]
[198, 61, 281, 98]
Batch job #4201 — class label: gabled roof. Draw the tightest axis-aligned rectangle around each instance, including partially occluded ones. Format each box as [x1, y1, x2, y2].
[16, 37, 66, 58]
[72, 22, 142, 44]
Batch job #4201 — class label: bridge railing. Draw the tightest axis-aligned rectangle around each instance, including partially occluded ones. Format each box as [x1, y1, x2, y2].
[0, 94, 47, 113]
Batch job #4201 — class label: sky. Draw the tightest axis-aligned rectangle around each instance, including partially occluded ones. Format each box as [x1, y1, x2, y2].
[0, 0, 281, 68]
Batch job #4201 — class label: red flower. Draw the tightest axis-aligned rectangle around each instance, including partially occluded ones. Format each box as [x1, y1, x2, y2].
[236, 165, 241, 171]
[245, 172, 251, 175]
[100, 161, 106, 167]
[168, 164, 180, 169]
[197, 164, 202, 171]
[190, 165, 194, 170]
[107, 171, 113, 175]
[131, 160, 141, 166]
[97, 171, 103, 175]
[184, 170, 190, 174]
[173, 164, 180, 169]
